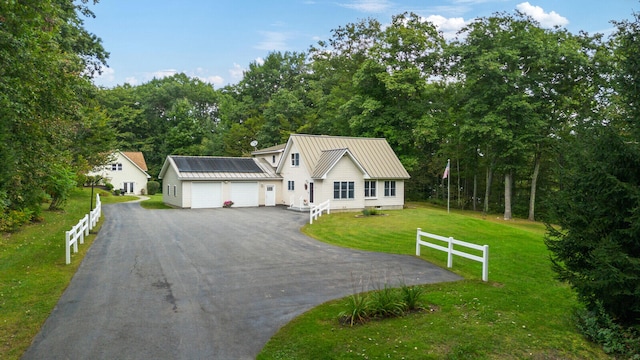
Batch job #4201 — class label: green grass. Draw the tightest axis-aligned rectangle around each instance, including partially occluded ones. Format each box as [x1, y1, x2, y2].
[258, 203, 610, 359]
[140, 193, 172, 209]
[0, 188, 141, 359]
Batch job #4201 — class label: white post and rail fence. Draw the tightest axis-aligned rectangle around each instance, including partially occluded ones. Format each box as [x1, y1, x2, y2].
[65, 194, 102, 265]
[310, 199, 330, 224]
[415, 228, 489, 282]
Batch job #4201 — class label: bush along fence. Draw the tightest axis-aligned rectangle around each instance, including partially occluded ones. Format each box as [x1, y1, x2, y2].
[65, 194, 102, 264]
[415, 228, 489, 282]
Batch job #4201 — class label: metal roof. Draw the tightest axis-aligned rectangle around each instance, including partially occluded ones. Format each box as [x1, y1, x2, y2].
[279, 134, 410, 179]
[159, 156, 281, 180]
[311, 148, 369, 179]
[172, 156, 263, 173]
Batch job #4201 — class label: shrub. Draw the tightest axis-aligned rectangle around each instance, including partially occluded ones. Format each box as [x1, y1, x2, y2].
[104, 182, 114, 191]
[368, 285, 405, 318]
[147, 181, 160, 195]
[401, 285, 425, 311]
[576, 302, 640, 358]
[0, 208, 34, 232]
[339, 293, 370, 326]
[362, 208, 380, 216]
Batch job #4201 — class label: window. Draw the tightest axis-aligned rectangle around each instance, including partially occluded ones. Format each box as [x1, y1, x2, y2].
[111, 163, 122, 171]
[167, 185, 170, 195]
[384, 181, 396, 197]
[364, 181, 376, 198]
[272, 155, 276, 164]
[334, 181, 354, 199]
[288, 180, 295, 191]
[291, 153, 300, 166]
[173, 185, 177, 197]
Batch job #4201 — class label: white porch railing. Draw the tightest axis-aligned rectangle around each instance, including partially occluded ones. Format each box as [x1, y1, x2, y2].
[415, 228, 489, 282]
[288, 195, 307, 209]
[65, 194, 102, 264]
[310, 199, 330, 224]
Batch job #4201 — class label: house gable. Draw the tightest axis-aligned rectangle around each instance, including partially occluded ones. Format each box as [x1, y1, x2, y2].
[276, 134, 410, 180]
[88, 151, 150, 195]
[311, 148, 369, 180]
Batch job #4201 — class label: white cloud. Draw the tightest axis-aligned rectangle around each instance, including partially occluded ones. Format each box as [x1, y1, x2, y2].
[94, 66, 115, 83]
[340, 0, 393, 13]
[256, 31, 290, 51]
[198, 75, 224, 86]
[516, 2, 568, 28]
[152, 69, 179, 79]
[425, 15, 469, 40]
[255, 57, 265, 66]
[229, 63, 245, 80]
[124, 76, 139, 86]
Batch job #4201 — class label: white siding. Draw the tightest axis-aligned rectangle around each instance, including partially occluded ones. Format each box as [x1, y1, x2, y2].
[322, 155, 365, 210]
[161, 164, 183, 208]
[88, 152, 149, 195]
[364, 180, 405, 210]
[279, 142, 311, 206]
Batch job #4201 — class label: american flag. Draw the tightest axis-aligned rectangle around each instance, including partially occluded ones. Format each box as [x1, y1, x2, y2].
[443, 161, 450, 179]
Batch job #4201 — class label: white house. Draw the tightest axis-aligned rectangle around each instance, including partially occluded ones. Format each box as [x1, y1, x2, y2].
[88, 151, 151, 195]
[158, 134, 410, 210]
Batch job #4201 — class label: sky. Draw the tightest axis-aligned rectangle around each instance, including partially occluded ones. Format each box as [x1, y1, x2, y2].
[84, 0, 639, 88]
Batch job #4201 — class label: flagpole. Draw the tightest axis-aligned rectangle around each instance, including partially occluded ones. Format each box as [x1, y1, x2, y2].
[447, 159, 450, 213]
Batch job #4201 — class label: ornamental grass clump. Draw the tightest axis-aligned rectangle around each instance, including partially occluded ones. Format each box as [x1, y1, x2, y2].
[338, 284, 428, 326]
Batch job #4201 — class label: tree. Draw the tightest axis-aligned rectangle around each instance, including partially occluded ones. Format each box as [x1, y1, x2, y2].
[450, 13, 598, 219]
[545, 12, 640, 329]
[0, 0, 109, 218]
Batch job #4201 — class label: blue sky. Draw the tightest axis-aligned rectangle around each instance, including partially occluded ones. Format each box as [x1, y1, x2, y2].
[84, 0, 639, 88]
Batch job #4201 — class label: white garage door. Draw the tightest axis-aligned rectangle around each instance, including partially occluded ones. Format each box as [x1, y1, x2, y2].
[191, 182, 222, 208]
[230, 182, 259, 207]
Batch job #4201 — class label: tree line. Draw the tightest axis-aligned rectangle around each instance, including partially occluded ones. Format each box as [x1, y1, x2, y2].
[100, 12, 610, 222]
[1, 2, 638, 346]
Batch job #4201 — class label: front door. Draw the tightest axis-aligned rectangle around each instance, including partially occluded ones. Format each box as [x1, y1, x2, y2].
[309, 182, 314, 204]
[265, 184, 276, 206]
[124, 182, 134, 194]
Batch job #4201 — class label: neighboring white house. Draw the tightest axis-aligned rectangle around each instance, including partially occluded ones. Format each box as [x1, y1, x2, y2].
[88, 151, 151, 195]
[158, 134, 410, 210]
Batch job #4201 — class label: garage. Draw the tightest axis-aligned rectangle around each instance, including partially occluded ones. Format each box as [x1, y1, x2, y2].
[191, 182, 222, 208]
[230, 182, 259, 207]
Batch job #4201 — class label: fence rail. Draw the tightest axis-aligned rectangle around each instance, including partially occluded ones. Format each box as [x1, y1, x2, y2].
[65, 194, 102, 264]
[310, 199, 330, 224]
[415, 228, 489, 281]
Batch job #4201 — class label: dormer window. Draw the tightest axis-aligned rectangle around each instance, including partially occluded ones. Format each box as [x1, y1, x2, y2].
[291, 153, 300, 166]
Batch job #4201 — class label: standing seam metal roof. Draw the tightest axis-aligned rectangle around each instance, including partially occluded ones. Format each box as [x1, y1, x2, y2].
[290, 135, 410, 179]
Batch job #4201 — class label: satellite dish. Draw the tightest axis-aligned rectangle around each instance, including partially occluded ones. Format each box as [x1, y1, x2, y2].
[250, 140, 258, 147]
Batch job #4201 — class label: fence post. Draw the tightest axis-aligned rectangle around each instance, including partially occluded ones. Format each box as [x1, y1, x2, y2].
[65, 231, 71, 265]
[416, 228, 421, 256]
[482, 245, 489, 282]
[83, 214, 90, 237]
[447, 237, 454, 268]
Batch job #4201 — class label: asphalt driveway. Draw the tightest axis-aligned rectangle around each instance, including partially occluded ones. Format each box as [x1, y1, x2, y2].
[23, 202, 461, 359]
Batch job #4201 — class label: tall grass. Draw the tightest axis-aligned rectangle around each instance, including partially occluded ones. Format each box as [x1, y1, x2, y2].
[258, 203, 610, 359]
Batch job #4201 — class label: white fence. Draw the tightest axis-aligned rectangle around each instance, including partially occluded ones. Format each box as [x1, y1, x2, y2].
[65, 194, 102, 264]
[310, 199, 330, 224]
[415, 228, 489, 282]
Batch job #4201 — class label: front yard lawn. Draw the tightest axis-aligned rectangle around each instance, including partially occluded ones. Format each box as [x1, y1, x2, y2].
[258, 203, 610, 359]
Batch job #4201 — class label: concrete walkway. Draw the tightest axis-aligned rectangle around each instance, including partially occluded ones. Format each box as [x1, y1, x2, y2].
[22, 203, 461, 359]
